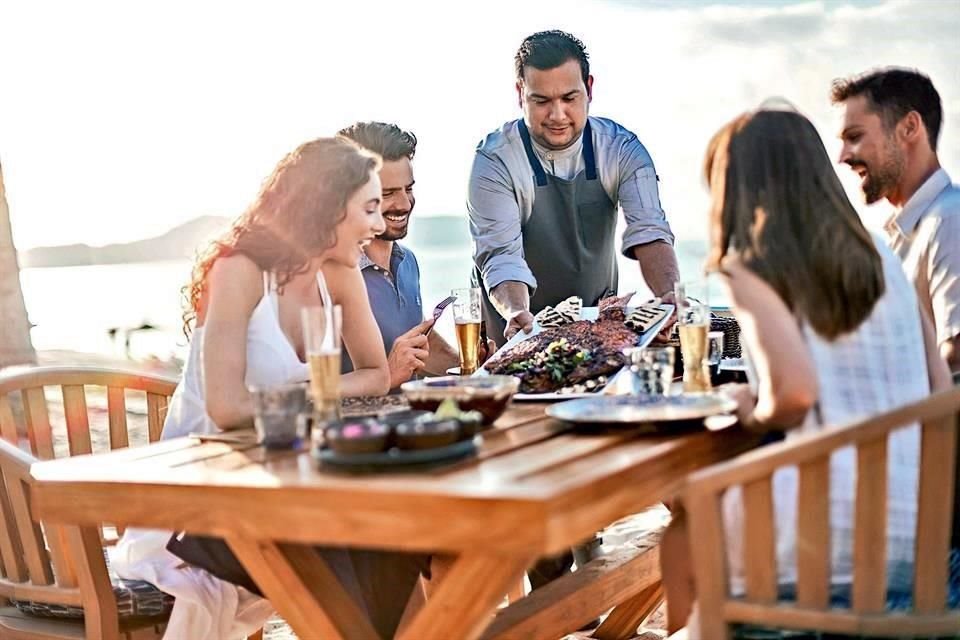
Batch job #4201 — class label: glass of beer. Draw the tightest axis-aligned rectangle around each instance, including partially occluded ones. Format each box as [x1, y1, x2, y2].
[301, 305, 342, 422]
[451, 287, 482, 375]
[675, 281, 711, 393]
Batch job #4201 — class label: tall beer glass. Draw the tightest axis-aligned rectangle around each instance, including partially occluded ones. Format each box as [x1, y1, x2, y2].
[675, 282, 711, 393]
[451, 288, 482, 375]
[302, 305, 342, 421]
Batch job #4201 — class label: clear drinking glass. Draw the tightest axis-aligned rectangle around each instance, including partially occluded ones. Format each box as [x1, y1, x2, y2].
[707, 331, 724, 366]
[302, 305, 342, 424]
[451, 288, 482, 375]
[249, 382, 309, 448]
[707, 330, 725, 386]
[675, 281, 711, 393]
[624, 346, 675, 397]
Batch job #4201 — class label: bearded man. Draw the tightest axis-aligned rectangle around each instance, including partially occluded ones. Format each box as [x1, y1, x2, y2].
[833, 68, 959, 376]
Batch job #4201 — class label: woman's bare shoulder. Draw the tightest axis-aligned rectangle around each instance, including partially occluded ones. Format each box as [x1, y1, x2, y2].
[321, 262, 363, 295]
[208, 254, 261, 285]
[205, 254, 264, 311]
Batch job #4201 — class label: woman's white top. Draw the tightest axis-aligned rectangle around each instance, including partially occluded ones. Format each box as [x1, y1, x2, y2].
[160, 271, 311, 439]
[111, 270, 326, 640]
[726, 237, 930, 594]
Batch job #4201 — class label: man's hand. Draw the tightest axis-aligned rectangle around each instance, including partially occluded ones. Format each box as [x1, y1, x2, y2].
[504, 310, 535, 340]
[387, 319, 434, 388]
[490, 281, 533, 341]
[478, 338, 497, 365]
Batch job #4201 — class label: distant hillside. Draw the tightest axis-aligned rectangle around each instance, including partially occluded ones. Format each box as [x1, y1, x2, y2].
[18, 214, 473, 268]
[18, 214, 710, 269]
[20, 216, 231, 268]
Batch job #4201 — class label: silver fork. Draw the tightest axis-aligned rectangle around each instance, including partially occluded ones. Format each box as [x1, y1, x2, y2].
[424, 295, 457, 335]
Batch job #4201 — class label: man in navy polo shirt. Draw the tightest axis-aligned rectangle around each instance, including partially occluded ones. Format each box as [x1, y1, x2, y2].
[338, 122, 461, 389]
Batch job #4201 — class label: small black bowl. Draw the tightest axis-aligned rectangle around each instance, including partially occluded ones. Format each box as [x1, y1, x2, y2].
[324, 419, 391, 455]
[394, 419, 460, 451]
[377, 409, 432, 427]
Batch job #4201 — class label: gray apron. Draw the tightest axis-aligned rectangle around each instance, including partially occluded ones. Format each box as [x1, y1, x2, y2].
[479, 119, 618, 346]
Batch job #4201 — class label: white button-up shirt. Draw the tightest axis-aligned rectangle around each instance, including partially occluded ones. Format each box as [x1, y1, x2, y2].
[884, 168, 960, 346]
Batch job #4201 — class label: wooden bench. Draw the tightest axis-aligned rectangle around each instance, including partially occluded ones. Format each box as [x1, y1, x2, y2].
[482, 510, 668, 640]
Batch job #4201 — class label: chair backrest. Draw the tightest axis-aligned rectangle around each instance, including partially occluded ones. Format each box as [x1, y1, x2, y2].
[0, 437, 120, 637]
[0, 365, 178, 459]
[0, 365, 177, 639]
[685, 386, 960, 639]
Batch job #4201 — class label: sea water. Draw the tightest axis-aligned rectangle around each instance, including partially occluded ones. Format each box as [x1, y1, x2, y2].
[18, 219, 713, 366]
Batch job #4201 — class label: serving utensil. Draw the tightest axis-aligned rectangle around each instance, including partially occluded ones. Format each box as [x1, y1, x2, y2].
[424, 295, 457, 335]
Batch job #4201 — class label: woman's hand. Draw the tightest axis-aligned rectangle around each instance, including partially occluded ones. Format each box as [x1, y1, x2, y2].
[719, 382, 757, 429]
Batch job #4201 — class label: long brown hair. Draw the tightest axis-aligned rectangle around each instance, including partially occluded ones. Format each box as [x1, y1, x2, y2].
[704, 109, 884, 339]
[183, 137, 380, 334]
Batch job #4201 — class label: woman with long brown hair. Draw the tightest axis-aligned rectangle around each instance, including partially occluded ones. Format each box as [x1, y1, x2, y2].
[169, 136, 390, 437]
[660, 108, 953, 635]
[110, 138, 429, 640]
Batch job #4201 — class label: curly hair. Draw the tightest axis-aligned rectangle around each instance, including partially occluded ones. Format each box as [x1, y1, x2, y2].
[515, 30, 590, 86]
[182, 137, 380, 335]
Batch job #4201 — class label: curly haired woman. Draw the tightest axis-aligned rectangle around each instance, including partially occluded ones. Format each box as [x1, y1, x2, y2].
[111, 137, 427, 639]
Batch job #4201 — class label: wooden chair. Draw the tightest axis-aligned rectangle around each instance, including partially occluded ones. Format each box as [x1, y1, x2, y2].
[0, 365, 177, 640]
[685, 386, 960, 639]
[0, 365, 177, 459]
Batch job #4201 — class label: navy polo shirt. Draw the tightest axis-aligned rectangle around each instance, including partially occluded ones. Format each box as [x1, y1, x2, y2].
[341, 243, 424, 374]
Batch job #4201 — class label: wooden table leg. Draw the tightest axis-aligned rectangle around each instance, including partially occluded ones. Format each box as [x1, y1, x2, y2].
[507, 577, 526, 603]
[397, 552, 534, 640]
[422, 553, 457, 599]
[226, 537, 380, 640]
[592, 580, 664, 640]
[396, 575, 427, 634]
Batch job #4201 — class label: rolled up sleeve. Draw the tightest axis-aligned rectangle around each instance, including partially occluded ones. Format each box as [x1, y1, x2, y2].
[467, 151, 537, 293]
[928, 212, 960, 345]
[617, 136, 675, 259]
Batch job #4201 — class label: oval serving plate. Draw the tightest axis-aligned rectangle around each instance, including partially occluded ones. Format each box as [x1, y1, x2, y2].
[314, 437, 478, 471]
[545, 393, 737, 425]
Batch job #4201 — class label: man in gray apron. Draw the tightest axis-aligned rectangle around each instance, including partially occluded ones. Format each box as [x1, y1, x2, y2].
[469, 30, 679, 347]
[467, 30, 680, 599]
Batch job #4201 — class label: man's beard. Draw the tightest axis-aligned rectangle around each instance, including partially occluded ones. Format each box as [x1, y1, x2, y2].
[377, 210, 410, 241]
[852, 138, 904, 204]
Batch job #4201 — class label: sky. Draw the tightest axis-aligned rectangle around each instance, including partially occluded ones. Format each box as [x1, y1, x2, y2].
[1, 0, 958, 251]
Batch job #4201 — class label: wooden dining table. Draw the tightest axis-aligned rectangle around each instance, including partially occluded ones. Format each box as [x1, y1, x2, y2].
[30, 399, 759, 640]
